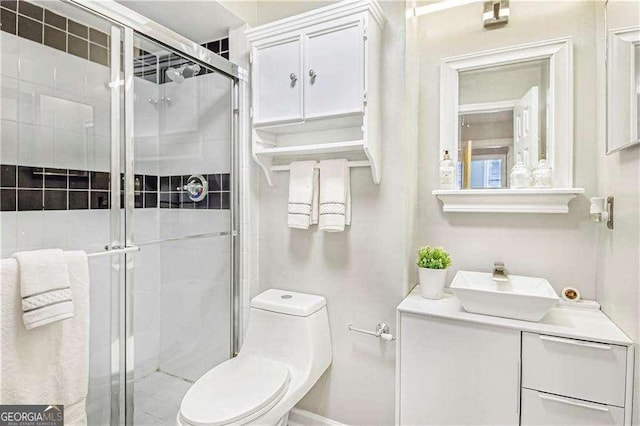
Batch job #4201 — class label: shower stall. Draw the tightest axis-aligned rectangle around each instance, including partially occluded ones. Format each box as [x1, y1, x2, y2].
[0, 0, 242, 424]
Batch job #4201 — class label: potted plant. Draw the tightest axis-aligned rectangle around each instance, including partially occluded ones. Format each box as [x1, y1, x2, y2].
[416, 246, 452, 299]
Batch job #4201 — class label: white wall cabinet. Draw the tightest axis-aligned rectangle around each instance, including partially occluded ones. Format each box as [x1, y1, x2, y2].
[246, 0, 384, 186]
[252, 36, 303, 125]
[304, 19, 365, 119]
[396, 289, 635, 425]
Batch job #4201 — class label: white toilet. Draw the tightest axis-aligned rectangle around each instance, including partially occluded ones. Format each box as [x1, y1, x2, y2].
[177, 289, 332, 426]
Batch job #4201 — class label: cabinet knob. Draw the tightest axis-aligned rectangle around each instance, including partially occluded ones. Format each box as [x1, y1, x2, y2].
[289, 73, 298, 82]
[309, 69, 317, 79]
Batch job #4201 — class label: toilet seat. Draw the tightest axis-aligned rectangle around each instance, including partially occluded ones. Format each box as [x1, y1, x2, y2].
[179, 355, 291, 426]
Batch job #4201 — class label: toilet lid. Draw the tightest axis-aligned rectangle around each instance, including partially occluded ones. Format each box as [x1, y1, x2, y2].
[179, 355, 290, 426]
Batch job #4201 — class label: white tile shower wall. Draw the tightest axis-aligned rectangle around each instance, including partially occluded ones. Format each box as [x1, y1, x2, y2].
[1, 32, 111, 173]
[415, 1, 599, 298]
[255, 2, 414, 424]
[133, 209, 162, 378]
[131, 65, 233, 383]
[157, 210, 231, 382]
[158, 72, 231, 177]
[134, 78, 160, 176]
[595, 1, 640, 423]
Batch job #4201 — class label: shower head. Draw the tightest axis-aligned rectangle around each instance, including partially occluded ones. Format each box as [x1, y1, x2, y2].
[165, 67, 184, 84]
[165, 64, 201, 84]
[182, 64, 201, 78]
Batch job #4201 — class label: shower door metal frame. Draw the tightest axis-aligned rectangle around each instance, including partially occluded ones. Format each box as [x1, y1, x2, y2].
[60, 1, 245, 424]
[69, 0, 241, 80]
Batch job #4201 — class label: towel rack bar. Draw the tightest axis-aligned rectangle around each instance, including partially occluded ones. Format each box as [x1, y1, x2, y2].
[271, 160, 371, 172]
[136, 231, 232, 247]
[87, 246, 140, 258]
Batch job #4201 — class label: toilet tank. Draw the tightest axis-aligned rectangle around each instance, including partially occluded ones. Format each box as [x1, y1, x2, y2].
[240, 289, 332, 377]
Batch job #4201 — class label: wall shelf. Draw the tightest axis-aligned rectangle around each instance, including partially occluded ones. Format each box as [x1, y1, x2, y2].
[254, 140, 365, 157]
[432, 188, 585, 214]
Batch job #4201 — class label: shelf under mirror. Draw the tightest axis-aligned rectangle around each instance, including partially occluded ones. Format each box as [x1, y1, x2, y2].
[432, 188, 585, 214]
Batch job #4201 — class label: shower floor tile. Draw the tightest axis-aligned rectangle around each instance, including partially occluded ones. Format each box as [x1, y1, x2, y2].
[134, 371, 192, 425]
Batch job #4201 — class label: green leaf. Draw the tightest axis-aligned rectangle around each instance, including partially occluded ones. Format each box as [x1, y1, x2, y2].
[416, 246, 452, 270]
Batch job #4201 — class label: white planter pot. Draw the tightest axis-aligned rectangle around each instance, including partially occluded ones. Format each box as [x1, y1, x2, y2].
[418, 267, 448, 299]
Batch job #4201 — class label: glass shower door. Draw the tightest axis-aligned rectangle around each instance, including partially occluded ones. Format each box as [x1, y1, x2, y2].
[0, 1, 126, 425]
[125, 33, 234, 425]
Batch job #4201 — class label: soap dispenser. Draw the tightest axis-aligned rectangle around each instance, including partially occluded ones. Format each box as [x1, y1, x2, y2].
[439, 150, 457, 190]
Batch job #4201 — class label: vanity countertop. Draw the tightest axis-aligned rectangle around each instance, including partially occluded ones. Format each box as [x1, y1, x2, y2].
[398, 286, 633, 346]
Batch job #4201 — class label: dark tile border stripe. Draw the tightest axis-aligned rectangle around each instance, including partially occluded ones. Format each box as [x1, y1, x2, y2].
[1, 0, 110, 68]
[0, 164, 230, 212]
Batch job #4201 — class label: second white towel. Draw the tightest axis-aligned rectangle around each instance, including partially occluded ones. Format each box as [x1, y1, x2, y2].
[319, 159, 351, 232]
[1, 251, 90, 424]
[288, 161, 319, 229]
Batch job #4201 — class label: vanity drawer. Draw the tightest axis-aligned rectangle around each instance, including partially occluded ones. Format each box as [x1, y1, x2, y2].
[522, 332, 627, 406]
[521, 389, 625, 426]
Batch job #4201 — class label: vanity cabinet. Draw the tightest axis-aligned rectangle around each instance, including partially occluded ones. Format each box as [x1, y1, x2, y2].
[399, 314, 520, 425]
[396, 289, 635, 425]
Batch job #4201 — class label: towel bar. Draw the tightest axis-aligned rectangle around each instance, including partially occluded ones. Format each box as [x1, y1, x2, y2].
[271, 160, 371, 172]
[87, 246, 140, 258]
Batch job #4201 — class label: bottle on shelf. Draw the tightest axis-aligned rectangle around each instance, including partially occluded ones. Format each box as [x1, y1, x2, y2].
[532, 159, 553, 188]
[439, 150, 457, 190]
[510, 153, 531, 189]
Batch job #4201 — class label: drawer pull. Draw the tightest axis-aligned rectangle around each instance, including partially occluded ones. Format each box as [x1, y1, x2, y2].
[538, 335, 612, 350]
[538, 393, 609, 412]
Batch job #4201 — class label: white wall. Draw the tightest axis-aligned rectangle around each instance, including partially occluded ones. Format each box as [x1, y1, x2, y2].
[254, 1, 414, 424]
[415, 1, 600, 298]
[595, 0, 640, 422]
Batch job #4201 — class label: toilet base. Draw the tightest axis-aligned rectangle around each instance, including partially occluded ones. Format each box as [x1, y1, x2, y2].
[176, 411, 290, 426]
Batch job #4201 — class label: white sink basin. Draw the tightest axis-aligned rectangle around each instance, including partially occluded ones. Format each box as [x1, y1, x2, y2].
[450, 271, 560, 322]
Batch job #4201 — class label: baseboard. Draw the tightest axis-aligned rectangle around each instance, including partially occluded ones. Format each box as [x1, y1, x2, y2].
[288, 408, 347, 426]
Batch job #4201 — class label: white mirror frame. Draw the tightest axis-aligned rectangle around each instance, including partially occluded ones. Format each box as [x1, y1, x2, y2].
[607, 26, 640, 154]
[440, 37, 574, 188]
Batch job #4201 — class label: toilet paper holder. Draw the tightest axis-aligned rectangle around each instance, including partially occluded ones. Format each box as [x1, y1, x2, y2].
[348, 322, 395, 341]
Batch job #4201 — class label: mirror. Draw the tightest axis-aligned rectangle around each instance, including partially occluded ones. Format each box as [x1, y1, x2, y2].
[606, 0, 640, 153]
[440, 38, 573, 189]
[457, 59, 549, 188]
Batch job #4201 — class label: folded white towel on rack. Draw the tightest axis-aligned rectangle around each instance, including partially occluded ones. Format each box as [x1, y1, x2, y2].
[288, 161, 319, 230]
[12, 249, 74, 330]
[1, 252, 89, 424]
[319, 159, 351, 232]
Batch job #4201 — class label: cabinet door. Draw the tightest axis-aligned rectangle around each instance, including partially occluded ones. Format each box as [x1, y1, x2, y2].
[304, 20, 364, 119]
[399, 314, 521, 425]
[253, 36, 303, 125]
[521, 389, 625, 426]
